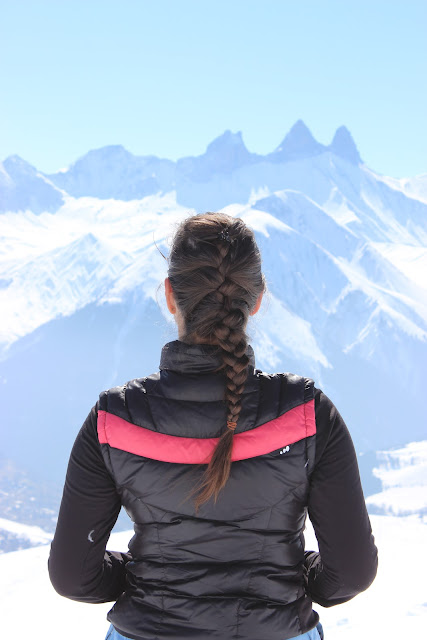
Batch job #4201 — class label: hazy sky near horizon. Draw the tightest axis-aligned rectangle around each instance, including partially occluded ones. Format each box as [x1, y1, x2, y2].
[1, 0, 426, 178]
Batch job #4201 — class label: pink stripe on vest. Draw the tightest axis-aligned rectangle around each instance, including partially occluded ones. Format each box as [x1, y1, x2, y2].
[97, 400, 315, 464]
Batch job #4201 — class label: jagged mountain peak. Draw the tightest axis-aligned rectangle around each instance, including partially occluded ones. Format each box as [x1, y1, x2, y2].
[270, 120, 326, 162]
[176, 130, 254, 182]
[205, 130, 247, 154]
[283, 119, 314, 140]
[330, 125, 362, 164]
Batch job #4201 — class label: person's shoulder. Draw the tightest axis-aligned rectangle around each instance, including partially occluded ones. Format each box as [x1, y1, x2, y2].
[253, 367, 315, 400]
[98, 371, 161, 412]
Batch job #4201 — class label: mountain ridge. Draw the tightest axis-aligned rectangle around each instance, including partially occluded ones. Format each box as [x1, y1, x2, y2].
[1, 120, 368, 213]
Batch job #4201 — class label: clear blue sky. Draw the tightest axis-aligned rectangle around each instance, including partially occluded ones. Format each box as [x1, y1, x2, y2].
[1, 0, 426, 177]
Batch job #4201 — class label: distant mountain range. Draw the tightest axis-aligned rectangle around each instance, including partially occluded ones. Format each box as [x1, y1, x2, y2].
[1, 121, 426, 551]
[2, 119, 426, 216]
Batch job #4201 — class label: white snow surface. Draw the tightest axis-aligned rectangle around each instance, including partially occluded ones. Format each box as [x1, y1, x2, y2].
[0, 194, 187, 345]
[0, 517, 53, 545]
[1, 174, 426, 364]
[0, 514, 425, 639]
[0, 194, 337, 371]
[371, 242, 427, 292]
[366, 441, 427, 516]
[376, 172, 427, 205]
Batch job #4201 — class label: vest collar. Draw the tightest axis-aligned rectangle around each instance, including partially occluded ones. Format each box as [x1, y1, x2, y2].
[159, 340, 255, 375]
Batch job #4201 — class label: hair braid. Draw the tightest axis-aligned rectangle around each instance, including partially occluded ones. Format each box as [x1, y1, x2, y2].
[167, 212, 265, 511]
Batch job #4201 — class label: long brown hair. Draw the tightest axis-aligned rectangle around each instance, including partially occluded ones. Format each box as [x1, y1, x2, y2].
[167, 212, 265, 510]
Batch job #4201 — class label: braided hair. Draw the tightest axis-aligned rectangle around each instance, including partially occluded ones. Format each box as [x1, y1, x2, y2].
[167, 212, 265, 510]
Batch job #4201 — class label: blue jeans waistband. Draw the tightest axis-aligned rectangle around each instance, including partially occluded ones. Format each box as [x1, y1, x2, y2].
[105, 622, 324, 640]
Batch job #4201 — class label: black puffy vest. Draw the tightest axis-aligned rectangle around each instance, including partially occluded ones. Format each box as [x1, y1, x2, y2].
[98, 340, 318, 640]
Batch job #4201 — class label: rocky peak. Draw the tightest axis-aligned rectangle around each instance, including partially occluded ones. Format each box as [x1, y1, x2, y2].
[270, 120, 326, 162]
[329, 125, 362, 164]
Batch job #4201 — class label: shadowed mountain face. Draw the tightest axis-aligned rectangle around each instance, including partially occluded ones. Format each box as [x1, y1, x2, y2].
[0, 122, 426, 502]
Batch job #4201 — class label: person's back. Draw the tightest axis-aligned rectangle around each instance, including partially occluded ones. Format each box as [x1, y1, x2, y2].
[48, 212, 378, 640]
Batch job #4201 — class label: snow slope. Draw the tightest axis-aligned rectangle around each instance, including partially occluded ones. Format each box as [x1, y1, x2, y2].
[366, 441, 427, 517]
[0, 517, 53, 548]
[1, 180, 427, 486]
[0, 193, 188, 347]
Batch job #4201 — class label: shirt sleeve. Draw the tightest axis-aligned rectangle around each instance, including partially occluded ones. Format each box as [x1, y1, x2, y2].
[48, 404, 131, 603]
[304, 388, 378, 608]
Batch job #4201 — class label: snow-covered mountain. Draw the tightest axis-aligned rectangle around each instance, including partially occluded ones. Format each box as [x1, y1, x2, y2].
[366, 441, 427, 517]
[0, 120, 426, 503]
[0, 120, 371, 213]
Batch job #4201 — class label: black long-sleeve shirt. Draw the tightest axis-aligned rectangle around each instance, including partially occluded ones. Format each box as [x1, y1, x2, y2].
[48, 388, 378, 606]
